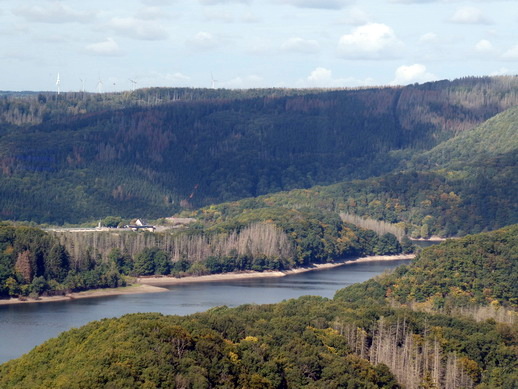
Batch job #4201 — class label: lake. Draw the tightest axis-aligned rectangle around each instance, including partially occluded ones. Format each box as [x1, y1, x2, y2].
[0, 259, 410, 364]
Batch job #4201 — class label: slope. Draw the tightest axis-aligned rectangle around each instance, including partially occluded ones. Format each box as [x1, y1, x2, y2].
[189, 104, 518, 237]
[1, 76, 517, 224]
[336, 224, 518, 310]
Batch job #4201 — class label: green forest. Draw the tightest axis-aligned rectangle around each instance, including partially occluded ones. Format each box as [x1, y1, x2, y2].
[1, 76, 517, 387]
[1, 226, 516, 388]
[1, 76, 517, 234]
[183, 104, 518, 238]
[0, 208, 405, 300]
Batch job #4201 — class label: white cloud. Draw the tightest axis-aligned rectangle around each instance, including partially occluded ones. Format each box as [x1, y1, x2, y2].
[241, 12, 260, 23]
[338, 7, 370, 25]
[502, 45, 518, 60]
[475, 39, 494, 53]
[419, 33, 437, 43]
[450, 7, 490, 25]
[307, 67, 333, 83]
[158, 72, 191, 85]
[304, 67, 375, 87]
[391, 64, 437, 85]
[85, 37, 123, 56]
[245, 38, 274, 54]
[281, 37, 320, 53]
[490, 67, 511, 76]
[137, 7, 173, 21]
[108, 17, 169, 40]
[221, 75, 263, 88]
[337, 23, 404, 60]
[204, 10, 235, 23]
[130, 71, 191, 88]
[14, 2, 96, 24]
[187, 31, 219, 49]
[281, 0, 352, 9]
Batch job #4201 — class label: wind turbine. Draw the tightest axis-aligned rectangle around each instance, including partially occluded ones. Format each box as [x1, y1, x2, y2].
[129, 79, 137, 92]
[97, 77, 103, 94]
[211, 73, 217, 89]
[56, 73, 61, 95]
[79, 78, 85, 93]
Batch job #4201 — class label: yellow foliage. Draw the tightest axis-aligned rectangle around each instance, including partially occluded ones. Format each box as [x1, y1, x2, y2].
[228, 351, 240, 364]
[242, 336, 258, 343]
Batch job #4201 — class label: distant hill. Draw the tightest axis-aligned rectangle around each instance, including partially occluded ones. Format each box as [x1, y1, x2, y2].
[1, 76, 517, 224]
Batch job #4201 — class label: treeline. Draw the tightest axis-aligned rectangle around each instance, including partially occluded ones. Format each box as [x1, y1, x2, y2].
[0, 87, 315, 126]
[1, 208, 405, 299]
[1, 77, 518, 224]
[52, 208, 405, 276]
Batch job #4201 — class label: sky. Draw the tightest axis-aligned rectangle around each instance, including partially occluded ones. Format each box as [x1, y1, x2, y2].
[0, 0, 517, 92]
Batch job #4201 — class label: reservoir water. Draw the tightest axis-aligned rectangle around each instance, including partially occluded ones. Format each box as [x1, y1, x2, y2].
[0, 259, 410, 364]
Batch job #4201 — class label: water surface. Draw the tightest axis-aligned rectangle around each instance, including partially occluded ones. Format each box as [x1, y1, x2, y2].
[0, 259, 409, 364]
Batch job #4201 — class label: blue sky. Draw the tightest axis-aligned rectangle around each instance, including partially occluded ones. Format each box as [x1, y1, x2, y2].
[1, 0, 516, 91]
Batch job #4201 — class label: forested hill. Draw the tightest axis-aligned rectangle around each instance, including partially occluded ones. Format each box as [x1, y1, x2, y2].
[336, 224, 518, 311]
[1, 76, 517, 224]
[1, 227, 516, 388]
[192, 104, 518, 237]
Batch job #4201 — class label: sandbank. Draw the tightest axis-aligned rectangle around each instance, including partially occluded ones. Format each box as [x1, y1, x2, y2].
[0, 284, 168, 306]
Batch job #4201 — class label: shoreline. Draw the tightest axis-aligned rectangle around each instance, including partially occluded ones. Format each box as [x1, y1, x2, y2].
[0, 254, 414, 306]
[0, 284, 168, 306]
[137, 254, 415, 286]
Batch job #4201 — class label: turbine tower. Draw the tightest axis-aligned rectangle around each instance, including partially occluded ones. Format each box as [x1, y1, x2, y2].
[97, 77, 103, 94]
[211, 73, 217, 89]
[129, 79, 137, 92]
[56, 73, 61, 95]
[79, 78, 85, 93]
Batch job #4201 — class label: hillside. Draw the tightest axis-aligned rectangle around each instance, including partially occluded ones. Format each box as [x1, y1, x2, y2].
[336, 224, 518, 311]
[1, 227, 516, 388]
[189, 104, 518, 237]
[1, 76, 517, 224]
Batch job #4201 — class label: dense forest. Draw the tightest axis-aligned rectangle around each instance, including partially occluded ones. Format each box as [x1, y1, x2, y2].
[336, 224, 518, 316]
[0, 223, 126, 299]
[183, 105, 518, 237]
[1, 226, 515, 388]
[0, 208, 404, 299]
[1, 76, 517, 226]
[1, 77, 516, 386]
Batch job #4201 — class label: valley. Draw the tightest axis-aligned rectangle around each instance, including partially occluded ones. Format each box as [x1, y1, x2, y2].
[0, 76, 516, 388]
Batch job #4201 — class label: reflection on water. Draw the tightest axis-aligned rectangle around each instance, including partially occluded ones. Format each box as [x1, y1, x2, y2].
[0, 259, 409, 364]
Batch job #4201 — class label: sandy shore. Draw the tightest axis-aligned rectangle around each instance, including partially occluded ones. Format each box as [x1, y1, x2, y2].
[138, 254, 415, 286]
[0, 284, 168, 306]
[0, 254, 414, 306]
